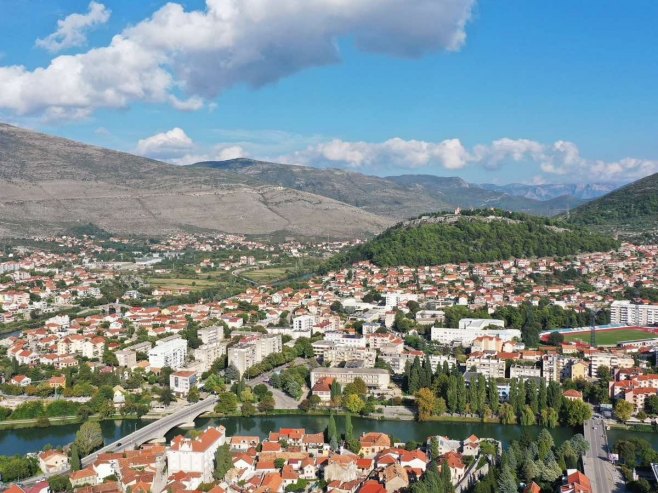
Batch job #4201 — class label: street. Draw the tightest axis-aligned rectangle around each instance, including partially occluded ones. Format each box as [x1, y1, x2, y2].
[583, 417, 626, 493]
[246, 358, 306, 409]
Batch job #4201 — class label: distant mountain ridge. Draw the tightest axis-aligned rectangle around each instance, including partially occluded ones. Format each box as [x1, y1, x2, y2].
[193, 159, 589, 218]
[0, 124, 392, 239]
[480, 182, 618, 201]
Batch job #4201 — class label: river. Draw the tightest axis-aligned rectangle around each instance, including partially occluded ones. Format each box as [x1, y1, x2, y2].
[3, 415, 657, 456]
[4, 415, 654, 456]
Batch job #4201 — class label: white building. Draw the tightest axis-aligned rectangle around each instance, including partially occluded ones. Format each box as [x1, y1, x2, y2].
[458, 318, 505, 330]
[148, 337, 188, 370]
[310, 367, 390, 390]
[170, 369, 197, 396]
[293, 315, 316, 332]
[194, 342, 228, 372]
[198, 325, 224, 345]
[431, 326, 521, 346]
[227, 333, 282, 376]
[610, 300, 658, 325]
[167, 426, 226, 483]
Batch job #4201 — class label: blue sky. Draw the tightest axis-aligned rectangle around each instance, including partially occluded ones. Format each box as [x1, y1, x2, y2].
[1, 0, 657, 184]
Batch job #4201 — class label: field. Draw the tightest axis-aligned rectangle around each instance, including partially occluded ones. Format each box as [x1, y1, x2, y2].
[147, 277, 218, 291]
[562, 328, 658, 346]
[242, 267, 292, 283]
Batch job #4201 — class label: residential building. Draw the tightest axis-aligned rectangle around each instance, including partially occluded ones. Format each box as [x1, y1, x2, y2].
[167, 426, 226, 483]
[310, 368, 390, 390]
[170, 370, 197, 396]
[148, 337, 188, 370]
[610, 301, 658, 325]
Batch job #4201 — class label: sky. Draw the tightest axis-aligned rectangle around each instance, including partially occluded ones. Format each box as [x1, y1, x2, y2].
[1, 0, 658, 185]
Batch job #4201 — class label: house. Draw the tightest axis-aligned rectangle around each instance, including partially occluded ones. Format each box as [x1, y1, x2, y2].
[563, 389, 583, 401]
[399, 450, 428, 471]
[358, 480, 387, 493]
[524, 482, 541, 493]
[10, 374, 31, 387]
[560, 470, 592, 493]
[38, 449, 69, 474]
[230, 435, 260, 451]
[170, 369, 197, 396]
[311, 377, 333, 403]
[438, 451, 466, 485]
[381, 463, 409, 493]
[48, 376, 66, 389]
[70, 467, 99, 488]
[167, 426, 226, 483]
[359, 432, 391, 457]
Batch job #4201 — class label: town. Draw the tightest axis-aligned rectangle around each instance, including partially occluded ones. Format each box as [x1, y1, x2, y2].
[1, 233, 658, 492]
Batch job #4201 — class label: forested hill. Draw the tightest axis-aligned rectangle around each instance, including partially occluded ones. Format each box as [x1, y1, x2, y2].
[566, 172, 658, 236]
[322, 210, 620, 269]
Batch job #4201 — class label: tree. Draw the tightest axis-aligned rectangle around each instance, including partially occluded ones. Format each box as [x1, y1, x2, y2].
[275, 458, 286, 469]
[546, 331, 564, 346]
[497, 463, 517, 493]
[615, 400, 634, 422]
[70, 444, 81, 471]
[48, 475, 72, 492]
[224, 364, 240, 382]
[241, 401, 256, 417]
[158, 386, 175, 406]
[214, 443, 232, 480]
[344, 413, 353, 442]
[327, 414, 338, 446]
[562, 399, 592, 426]
[75, 421, 104, 456]
[520, 405, 536, 426]
[215, 392, 238, 414]
[645, 395, 658, 415]
[415, 388, 437, 421]
[344, 394, 365, 414]
[258, 394, 275, 412]
[102, 348, 119, 366]
[498, 403, 516, 425]
[187, 387, 200, 403]
[537, 429, 554, 460]
[343, 378, 367, 397]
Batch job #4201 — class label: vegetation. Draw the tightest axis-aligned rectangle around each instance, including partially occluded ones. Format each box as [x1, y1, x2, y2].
[0, 455, 40, 483]
[74, 421, 104, 456]
[322, 209, 619, 270]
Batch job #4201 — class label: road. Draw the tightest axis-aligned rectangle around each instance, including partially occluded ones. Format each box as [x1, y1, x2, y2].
[583, 417, 625, 493]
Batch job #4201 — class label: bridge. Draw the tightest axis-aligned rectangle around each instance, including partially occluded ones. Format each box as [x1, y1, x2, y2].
[81, 396, 218, 467]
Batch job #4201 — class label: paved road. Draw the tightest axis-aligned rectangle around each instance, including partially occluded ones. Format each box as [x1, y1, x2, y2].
[583, 417, 625, 493]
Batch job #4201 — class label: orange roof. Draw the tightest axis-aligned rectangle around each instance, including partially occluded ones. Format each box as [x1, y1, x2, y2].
[358, 480, 386, 493]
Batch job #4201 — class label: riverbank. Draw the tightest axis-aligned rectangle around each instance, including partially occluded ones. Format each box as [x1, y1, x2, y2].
[0, 414, 141, 430]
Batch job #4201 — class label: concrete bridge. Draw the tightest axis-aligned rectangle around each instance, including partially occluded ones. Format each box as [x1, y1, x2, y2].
[81, 396, 218, 467]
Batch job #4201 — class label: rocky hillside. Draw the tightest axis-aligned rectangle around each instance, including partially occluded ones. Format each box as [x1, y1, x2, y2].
[195, 159, 587, 218]
[0, 124, 392, 239]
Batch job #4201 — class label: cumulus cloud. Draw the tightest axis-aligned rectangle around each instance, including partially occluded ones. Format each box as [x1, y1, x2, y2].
[136, 128, 194, 158]
[36, 2, 111, 52]
[283, 136, 658, 182]
[1, 0, 475, 119]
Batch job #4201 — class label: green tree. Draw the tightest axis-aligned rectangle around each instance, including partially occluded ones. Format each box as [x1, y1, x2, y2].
[214, 443, 232, 480]
[416, 387, 437, 421]
[215, 392, 238, 414]
[344, 394, 365, 414]
[327, 414, 338, 447]
[75, 421, 104, 456]
[187, 386, 200, 403]
[344, 413, 353, 442]
[70, 444, 81, 471]
[241, 401, 256, 417]
[615, 400, 634, 422]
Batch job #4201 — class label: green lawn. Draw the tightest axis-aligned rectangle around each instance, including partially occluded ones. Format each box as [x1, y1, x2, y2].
[563, 328, 657, 346]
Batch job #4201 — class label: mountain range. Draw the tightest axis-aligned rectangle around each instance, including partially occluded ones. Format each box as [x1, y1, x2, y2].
[0, 124, 391, 239]
[0, 123, 648, 240]
[193, 159, 589, 218]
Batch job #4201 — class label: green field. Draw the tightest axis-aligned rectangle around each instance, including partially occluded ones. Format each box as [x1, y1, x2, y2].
[242, 267, 292, 283]
[148, 277, 218, 291]
[563, 329, 657, 346]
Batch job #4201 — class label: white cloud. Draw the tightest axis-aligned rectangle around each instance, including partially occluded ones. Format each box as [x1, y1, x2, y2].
[1, 0, 475, 119]
[36, 2, 111, 53]
[136, 128, 194, 158]
[283, 136, 658, 182]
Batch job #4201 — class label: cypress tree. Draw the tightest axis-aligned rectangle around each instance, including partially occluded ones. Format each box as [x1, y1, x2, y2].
[344, 413, 353, 442]
[327, 414, 337, 446]
[70, 444, 81, 471]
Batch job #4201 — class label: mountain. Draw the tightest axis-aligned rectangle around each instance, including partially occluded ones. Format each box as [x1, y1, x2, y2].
[0, 124, 392, 239]
[387, 175, 585, 216]
[480, 182, 618, 201]
[194, 159, 586, 218]
[321, 209, 619, 269]
[566, 172, 658, 236]
[191, 159, 452, 219]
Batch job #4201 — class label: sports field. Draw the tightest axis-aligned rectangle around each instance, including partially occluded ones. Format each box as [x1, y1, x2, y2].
[563, 328, 658, 345]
